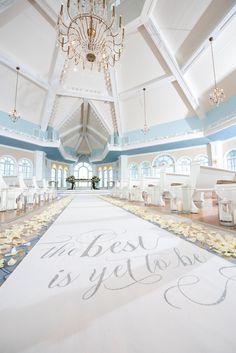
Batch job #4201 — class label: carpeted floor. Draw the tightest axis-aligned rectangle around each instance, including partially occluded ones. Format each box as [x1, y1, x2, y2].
[0, 195, 235, 353]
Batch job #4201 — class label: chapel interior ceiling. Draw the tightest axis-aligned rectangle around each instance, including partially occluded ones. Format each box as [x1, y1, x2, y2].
[0, 0, 236, 156]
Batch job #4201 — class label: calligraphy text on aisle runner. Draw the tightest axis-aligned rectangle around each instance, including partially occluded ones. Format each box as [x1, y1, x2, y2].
[39, 228, 236, 307]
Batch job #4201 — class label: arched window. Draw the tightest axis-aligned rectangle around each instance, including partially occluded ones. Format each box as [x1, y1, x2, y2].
[140, 161, 151, 177]
[57, 169, 62, 188]
[129, 163, 139, 180]
[108, 167, 113, 187]
[103, 167, 108, 188]
[195, 154, 209, 166]
[177, 157, 191, 174]
[74, 162, 93, 187]
[98, 167, 103, 188]
[51, 168, 56, 184]
[63, 168, 68, 187]
[18, 158, 32, 178]
[0, 156, 16, 176]
[226, 150, 236, 171]
[153, 155, 175, 174]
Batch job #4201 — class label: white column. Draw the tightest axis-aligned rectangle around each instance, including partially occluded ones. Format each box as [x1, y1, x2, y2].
[34, 151, 46, 180]
[207, 141, 224, 168]
[119, 155, 128, 186]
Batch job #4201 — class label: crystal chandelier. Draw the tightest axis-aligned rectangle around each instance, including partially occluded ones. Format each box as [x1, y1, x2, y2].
[141, 88, 149, 134]
[9, 66, 20, 123]
[209, 37, 225, 106]
[57, 0, 125, 70]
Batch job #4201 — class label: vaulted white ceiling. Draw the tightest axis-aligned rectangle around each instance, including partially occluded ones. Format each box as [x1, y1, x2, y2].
[0, 0, 236, 155]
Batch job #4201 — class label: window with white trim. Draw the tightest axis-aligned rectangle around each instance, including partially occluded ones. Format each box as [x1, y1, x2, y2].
[98, 168, 103, 188]
[0, 156, 16, 176]
[195, 154, 209, 166]
[153, 155, 175, 174]
[226, 150, 236, 171]
[63, 169, 68, 187]
[108, 167, 113, 187]
[18, 158, 32, 178]
[74, 162, 93, 187]
[177, 157, 191, 174]
[140, 161, 151, 177]
[57, 169, 62, 188]
[129, 163, 139, 180]
[51, 168, 56, 183]
[104, 167, 108, 188]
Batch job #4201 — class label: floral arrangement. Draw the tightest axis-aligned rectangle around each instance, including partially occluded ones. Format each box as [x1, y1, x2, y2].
[91, 176, 100, 189]
[66, 175, 76, 189]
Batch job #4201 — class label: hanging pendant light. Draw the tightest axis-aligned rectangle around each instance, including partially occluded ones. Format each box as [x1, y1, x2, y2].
[57, 0, 125, 70]
[9, 66, 20, 123]
[209, 37, 225, 106]
[141, 88, 149, 134]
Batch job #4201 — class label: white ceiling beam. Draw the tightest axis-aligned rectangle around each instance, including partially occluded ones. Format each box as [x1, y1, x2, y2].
[0, 49, 49, 91]
[62, 133, 79, 145]
[88, 100, 112, 135]
[125, 16, 144, 35]
[57, 89, 114, 102]
[109, 67, 122, 134]
[119, 74, 175, 100]
[40, 89, 56, 131]
[60, 124, 82, 139]
[87, 126, 107, 143]
[85, 136, 92, 153]
[40, 45, 65, 130]
[145, 18, 203, 117]
[75, 135, 84, 152]
[182, 4, 236, 73]
[29, 0, 57, 26]
[87, 132, 103, 147]
[141, 0, 159, 22]
[82, 100, 89, 135]
[0, 0, 18, 15]
[56, 99, 83, 130]
[29, 0, 63, 131]
[74, 100, 89, 153]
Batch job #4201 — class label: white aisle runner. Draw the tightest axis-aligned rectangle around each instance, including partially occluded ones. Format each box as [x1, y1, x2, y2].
[0, 196, 236, 353]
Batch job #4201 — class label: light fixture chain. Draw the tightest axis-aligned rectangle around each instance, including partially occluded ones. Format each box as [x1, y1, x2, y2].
[143, 88, 146, 125]
[209, 37, 225, 107]
[14, 68, 19, 110]
[210, 38, 217, 89]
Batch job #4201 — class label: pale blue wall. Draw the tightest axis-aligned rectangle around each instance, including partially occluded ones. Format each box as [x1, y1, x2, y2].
[0, 111, 45, 138]
[204, 95, 236, 128]
[120, 116, 202, 145]
[1, 93, 236, 161]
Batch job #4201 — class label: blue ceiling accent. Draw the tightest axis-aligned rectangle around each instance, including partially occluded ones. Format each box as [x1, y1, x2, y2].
[0, 136, 75, 164]
[93, 124, 236, 163]
[93, 137, 210, 164]
[207, 124, 236, 141]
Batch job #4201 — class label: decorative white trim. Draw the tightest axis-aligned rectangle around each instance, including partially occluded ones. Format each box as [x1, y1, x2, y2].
[57, 89, 114, 102]
[205, 113, 236, 136]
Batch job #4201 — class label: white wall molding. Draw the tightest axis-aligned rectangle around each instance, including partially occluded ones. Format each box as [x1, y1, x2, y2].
[57, 89, 114, 102]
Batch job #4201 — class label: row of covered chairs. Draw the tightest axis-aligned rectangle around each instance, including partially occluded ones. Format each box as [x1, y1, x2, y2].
[0, 174, 57, 211]
[111, 164, 236, 216]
